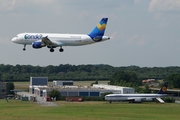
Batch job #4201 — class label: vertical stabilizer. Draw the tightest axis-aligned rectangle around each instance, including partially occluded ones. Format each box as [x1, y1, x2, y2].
[157, 82, 168, 94]
[88, 18, 108, 41]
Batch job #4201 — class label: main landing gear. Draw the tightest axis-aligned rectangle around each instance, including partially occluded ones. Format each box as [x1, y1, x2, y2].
[23, 44, 26, 51]
[50, 48, 54, 52]
[49, 47, 64, 52]
[59, 47, 64, 52]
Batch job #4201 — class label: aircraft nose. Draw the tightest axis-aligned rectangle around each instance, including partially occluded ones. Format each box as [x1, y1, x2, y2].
[12, 37, 18, 43]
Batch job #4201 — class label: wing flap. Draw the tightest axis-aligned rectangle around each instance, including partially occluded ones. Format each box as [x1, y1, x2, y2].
[42, 36, 56, 46]
[42, 36, 64, 47]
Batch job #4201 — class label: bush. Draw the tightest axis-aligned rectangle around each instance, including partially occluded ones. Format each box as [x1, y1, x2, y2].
[82, 96, 104, 101]
[6, 82, 15, 95]
[163, 97, 175, 103]
[48, 89, 61, 100]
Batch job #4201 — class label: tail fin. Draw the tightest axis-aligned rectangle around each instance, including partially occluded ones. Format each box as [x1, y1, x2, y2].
[157, 82, 168, 94]
[88, 18, 108, 41]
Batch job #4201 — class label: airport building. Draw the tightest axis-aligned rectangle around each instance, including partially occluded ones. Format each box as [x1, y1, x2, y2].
[41, 86, 119, 98]
[30, 77, 48, 86]
[29, 77, 48, 95]
[92, 84, 135, 94]
[29, 77, 135, 99]
[53, 80, 73, 86]
[0, 82, 6, 99]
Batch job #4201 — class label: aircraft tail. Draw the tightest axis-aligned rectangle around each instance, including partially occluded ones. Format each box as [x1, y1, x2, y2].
[157, 82, 168, 94]
[88, 18, 108, 41]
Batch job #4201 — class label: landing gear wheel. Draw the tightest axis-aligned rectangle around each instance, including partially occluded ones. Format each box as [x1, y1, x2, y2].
[50, 48, 54, 52]
[59, 48, 64, 52]
[23, 44, 26, 51]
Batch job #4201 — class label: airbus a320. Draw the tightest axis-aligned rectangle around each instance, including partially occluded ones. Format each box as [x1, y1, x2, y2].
[12, 18, 110, 52]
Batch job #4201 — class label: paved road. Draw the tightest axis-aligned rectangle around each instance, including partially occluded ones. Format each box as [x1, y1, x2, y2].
[17, 92, 59, 106]
[36, 96, 59, 106]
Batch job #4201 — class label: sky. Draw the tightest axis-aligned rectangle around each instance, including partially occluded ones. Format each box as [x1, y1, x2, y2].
[1, 0, 180, 67]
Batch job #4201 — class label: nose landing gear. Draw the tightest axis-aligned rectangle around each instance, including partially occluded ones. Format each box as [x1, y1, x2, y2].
[23, 44, 26, 51]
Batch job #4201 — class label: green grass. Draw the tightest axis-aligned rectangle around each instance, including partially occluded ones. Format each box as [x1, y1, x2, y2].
[0, 100, 180, 120]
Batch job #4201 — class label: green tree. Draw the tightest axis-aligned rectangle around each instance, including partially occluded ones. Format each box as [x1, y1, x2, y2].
[6, 82, 15, 94]
[109, 71, 140, 87]
[48, 89, 61, 100]
[143, 84, 151, 93]
[91, 80, 98, 86]
[165, 73, 180, 88]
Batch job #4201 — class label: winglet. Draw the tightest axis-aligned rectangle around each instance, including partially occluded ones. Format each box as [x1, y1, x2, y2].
[88, 18, 108, 40]
[157, 82, 168, 94]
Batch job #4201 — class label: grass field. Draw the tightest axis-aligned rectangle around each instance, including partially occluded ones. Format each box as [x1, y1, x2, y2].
[0, 100, 180, 120]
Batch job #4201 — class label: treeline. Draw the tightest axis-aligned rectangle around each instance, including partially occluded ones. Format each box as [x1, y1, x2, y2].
[0, 64, 115, 81]
[1, 64, 180, 81]
[109, 70, 180, 89]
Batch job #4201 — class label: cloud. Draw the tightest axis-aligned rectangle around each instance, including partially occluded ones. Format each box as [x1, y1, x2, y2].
[0, 0, 16, 11]
[149, 0, 180, 12]
[0, 0, 65, 18]
[0, 0, 58, 12]
[126, 35, 147, 46]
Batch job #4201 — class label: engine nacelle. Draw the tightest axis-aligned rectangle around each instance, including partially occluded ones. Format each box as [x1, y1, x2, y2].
[134, 98, 142, 103]
[32, 42, 46, 49]
[145, 98, 153, 101]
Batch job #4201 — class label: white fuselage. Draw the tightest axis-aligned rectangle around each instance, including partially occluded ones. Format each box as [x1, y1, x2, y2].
[105, 93, 167, 101]
[12, 33, 110, 46]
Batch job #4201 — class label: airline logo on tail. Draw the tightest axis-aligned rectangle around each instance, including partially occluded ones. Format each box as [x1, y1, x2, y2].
[158, 82, 168, 94]
[97, 23, 106, 31]
[162, 86, 167, 92]
[88, 18, 108, 42]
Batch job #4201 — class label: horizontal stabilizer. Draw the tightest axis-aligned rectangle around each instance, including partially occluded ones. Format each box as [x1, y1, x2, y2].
[156, 97, 165, 103]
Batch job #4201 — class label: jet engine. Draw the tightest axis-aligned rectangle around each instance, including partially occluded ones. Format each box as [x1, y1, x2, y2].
[32, 42, 46, 49]
[145, 98, 153, 101]
[134, 98, 142, 103]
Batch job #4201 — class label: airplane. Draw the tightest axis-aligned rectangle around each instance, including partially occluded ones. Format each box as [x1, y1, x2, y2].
[105, 82, 168, 103]
[12, 18, 110, 52]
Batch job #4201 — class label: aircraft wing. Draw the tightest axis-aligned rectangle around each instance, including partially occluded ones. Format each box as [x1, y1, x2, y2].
[127, 97, 145, 100]
[42, 36, 57, 46]
[127, 97, 146, 102]
[42, 36, 64, 47]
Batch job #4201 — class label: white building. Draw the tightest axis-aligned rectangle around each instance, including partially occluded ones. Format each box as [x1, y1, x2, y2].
[92, 84, 135, 94]
[53, 81, 73, 86]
